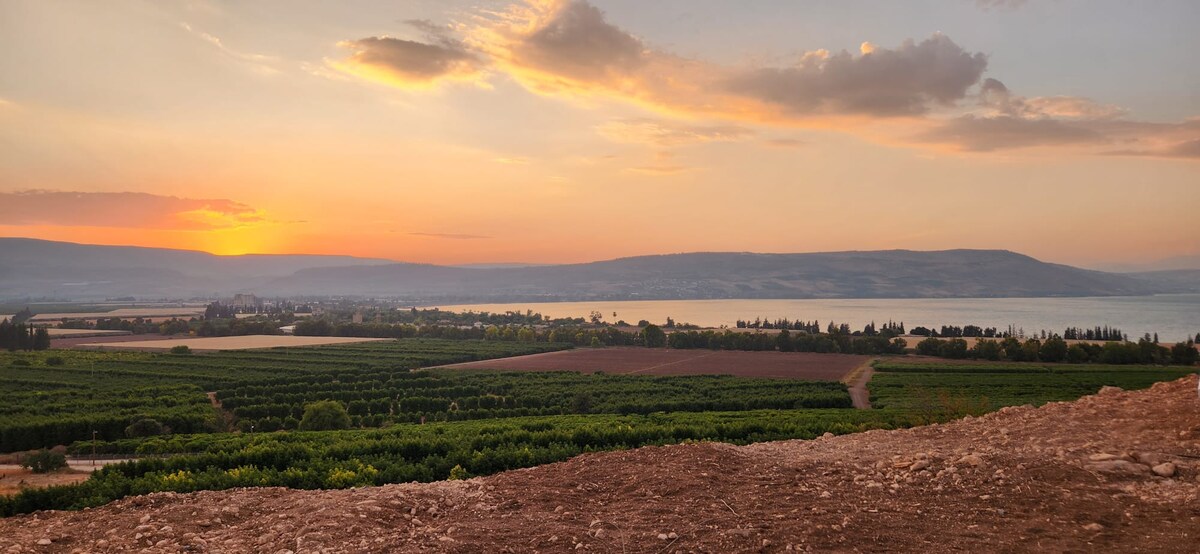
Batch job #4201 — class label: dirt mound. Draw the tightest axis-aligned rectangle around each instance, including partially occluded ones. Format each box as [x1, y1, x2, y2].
[3, 376, 1199, 553]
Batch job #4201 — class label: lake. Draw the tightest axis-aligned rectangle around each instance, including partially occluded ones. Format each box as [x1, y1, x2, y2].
[438, 295, 1200, 342]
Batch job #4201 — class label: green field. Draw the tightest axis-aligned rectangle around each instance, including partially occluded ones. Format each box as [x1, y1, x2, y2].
[0, 343, 1194, 517]
[870, 360, 1196, 416]
[0, 340, 571, 452]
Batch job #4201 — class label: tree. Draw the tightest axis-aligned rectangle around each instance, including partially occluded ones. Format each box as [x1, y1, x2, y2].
[776, 328, 794, 352]
[938, 338, 969, 359]
[21, 450, 66, 474]
[642, 324, 666, 348]
[572, 392, 593, 414]
[1040, 336, 1068, 363]
[125, 418, 166, 438]
[299, 400, 352, 431]
[970, 339, 1002, 361]
[1170, 341, 1198, 366]
[32, 328, 50, 350]
[915, 337, 943, 356]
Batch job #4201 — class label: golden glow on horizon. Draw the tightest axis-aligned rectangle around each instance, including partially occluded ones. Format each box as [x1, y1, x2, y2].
[0, 0, 1196, 268]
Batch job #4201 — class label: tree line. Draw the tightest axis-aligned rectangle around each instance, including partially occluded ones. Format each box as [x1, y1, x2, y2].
[914, 336, 1197, 365]
[0, 319, 50, 351]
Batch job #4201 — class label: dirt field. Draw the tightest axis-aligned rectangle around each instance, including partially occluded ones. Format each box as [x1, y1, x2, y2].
[440, 347, 870, 380]
[74, 335, 390, 352]
[50, 333, 174, 348]
[27, 308, 206, 323]
[3, 376, 1196, 552]
[0, 468, 90, 497]
[44, 329, 132, 338]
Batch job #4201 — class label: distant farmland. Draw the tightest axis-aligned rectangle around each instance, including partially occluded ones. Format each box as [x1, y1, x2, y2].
[441, 347, 870, 380]
[76, 335, 389, 351]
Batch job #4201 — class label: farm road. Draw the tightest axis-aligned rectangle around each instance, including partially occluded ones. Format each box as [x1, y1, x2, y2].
[845, 359, 877, 410]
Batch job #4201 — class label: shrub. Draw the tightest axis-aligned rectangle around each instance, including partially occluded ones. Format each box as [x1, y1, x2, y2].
[448, 464, 470, 480]
[915, 337, 943, 356]
[169, 345, 192, 355]
[299, 401, 352, 431]
[572, 392, 593, 414]
[10, 359, 30, 366]
[21, 450, 67, 474]
[642, 324, 666, 348]
[45, 356, 65, 366]
[125, 418, 166, 438]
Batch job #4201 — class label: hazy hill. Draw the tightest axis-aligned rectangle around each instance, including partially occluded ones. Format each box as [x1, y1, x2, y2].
[0, 238, 392, 299]
[1096, 254, 1200, 273]
[1122, 269, 1200, 294]
[0, 238, 1181, 300]
[267, 249, 1156, 300]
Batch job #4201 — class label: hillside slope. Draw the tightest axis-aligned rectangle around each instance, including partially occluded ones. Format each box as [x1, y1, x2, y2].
[0, 238, 393, 298]
[1, 238, 1170, 300]
[3, 376, 1197, 552]
[269, 249, 1155, 300]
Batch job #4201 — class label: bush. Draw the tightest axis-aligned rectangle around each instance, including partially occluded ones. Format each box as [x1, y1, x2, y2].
[915, 337, 943, 356]
[21, 450, 67, 474]
[125, 418, 166, 438]
[169, 345, 192, 355]
[45, 356, 65, 366]
[10, 359, 30, 366]
[572, 392, 593, 414]
[299, 401, 352, 431]
[938, 339, 969, 359]
[448, 464, 470, 480]
[642, 324, 666, 348]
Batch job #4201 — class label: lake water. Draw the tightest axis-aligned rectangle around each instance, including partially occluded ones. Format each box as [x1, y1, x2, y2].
[438, 295, 1200, 342]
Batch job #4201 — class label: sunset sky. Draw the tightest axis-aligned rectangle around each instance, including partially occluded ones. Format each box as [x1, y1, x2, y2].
[1, 0, 1197, 267]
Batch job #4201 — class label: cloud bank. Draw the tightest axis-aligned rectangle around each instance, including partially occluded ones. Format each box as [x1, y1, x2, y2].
[331, 0, 1197, 159]
[333, 21, 486, 88]
[0, 191, 268, 230]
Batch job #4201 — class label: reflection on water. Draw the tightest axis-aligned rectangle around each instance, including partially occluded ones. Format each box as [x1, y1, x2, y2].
[438, 295, 1200, 342]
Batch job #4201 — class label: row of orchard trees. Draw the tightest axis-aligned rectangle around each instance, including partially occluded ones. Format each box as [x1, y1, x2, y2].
[665, 328, 907, 355]
[0, 320, 50, 351]
[4, 409, 925, 516]
[212, 368, 856, 434]
[915, 335, 1198, 365]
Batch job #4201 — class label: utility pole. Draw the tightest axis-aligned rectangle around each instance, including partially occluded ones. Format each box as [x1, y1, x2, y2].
[90, 359, 96, 467]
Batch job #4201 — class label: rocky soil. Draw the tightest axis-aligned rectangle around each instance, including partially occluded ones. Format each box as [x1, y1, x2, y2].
[2, 376, 1198, 553]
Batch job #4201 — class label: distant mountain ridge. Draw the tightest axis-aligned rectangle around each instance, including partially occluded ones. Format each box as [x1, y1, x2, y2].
[0, 237, 393, 299]
[0, 238, 1188, 301]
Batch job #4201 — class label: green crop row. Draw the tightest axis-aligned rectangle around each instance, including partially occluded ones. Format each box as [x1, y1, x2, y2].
[0, 408, 925, 516]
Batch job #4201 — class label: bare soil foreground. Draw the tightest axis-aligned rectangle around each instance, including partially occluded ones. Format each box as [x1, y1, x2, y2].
[4, 376, 1199, 552]
[73, 335, 389, 352]
[441, 347, 869, 380]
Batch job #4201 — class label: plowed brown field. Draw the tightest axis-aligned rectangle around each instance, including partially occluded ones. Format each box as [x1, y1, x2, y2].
[440, 347, 870, 380]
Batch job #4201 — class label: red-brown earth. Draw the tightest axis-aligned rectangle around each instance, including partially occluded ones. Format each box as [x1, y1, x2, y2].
[2, 376, 1198, 552]
[440, 347, 871, 381]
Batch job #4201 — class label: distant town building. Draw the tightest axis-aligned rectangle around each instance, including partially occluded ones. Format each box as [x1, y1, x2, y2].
[232, 294, 259, 309]
[352, 311, 364, 324]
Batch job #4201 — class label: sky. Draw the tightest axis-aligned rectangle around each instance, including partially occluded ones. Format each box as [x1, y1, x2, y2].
[0, 0, 1197, 268]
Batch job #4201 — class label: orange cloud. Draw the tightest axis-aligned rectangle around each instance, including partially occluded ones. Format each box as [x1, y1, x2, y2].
[332, 20, 487, 89]
[911, 79, 1200, 155]
[596, 119, 753, 146]
[0, 190, 270, 230]
[333, 0, 1197, 160]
